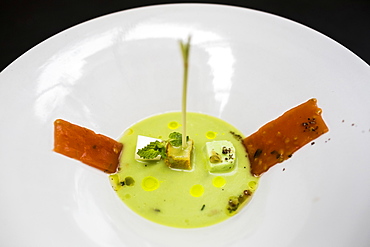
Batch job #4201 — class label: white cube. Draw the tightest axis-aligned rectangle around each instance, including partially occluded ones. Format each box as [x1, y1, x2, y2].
[205, 140, 236, 173]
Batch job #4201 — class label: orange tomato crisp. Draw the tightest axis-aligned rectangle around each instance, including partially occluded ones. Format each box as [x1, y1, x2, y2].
[53, 119, 123, 173]
[243, 98, 329, 176]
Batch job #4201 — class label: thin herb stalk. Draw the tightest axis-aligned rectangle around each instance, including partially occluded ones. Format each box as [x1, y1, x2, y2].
[179, 36, 191, 149]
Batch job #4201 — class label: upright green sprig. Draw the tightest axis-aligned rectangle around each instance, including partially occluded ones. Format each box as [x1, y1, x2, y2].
[179, 36, 191, 149]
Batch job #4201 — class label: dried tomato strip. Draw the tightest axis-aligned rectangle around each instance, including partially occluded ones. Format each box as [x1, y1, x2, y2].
[243, 98, 329, 176]
[54, 119, 123, 173]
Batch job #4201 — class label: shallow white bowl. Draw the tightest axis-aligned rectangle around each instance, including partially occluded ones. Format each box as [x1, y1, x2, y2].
[1, 4, 370, 247]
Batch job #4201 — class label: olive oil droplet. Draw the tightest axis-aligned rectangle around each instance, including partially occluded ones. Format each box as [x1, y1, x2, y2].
[212, 176, 226, 188]
[168, 121, 181, 130]
[190, 184, 204, 197]
[142, 176, 160, 191]
[206, 131, 217, 139]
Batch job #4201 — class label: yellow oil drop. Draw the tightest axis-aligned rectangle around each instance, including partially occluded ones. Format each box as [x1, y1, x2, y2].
[190, 184, 204, 197]
[212, 176, 226, 188]
[109, 173, 120, 191]
[248, 181, 257, 191]
[124, 128, 134, 136]
[206, 131, 217, 139]
[142, 176, 160, 191]
[168, 121, 181, 130]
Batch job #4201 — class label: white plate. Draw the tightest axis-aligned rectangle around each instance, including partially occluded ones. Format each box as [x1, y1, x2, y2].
[1, 4, 370, 247]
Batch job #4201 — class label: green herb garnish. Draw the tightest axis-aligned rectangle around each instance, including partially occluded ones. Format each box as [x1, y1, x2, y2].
[169, 132, 189, 147]
[137, 132, 189, 159]
[136, 140, 166, 159]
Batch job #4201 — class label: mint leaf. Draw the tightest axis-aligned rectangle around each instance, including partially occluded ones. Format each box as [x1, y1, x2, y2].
[168, 132, 189, 147]
[137, 141, 166, 159]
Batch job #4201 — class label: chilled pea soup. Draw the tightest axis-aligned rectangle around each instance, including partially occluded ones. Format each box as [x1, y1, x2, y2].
[109, 112, 259, 228]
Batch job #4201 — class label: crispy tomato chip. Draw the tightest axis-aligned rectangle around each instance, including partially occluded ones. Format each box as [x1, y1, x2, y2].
[243, 98, 329, 176]
[54, 119, 123, 173]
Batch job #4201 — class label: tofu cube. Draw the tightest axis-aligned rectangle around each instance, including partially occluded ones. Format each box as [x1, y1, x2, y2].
[135, 135, 162, 161]
[164, 139, 194, 170]
[205, 140, 236, 173]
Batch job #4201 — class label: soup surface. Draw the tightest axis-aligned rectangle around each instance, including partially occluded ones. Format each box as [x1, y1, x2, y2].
[109, 112, 259, 228]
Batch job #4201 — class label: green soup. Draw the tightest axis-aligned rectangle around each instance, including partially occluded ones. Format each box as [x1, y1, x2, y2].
[109, 112, 259, 228]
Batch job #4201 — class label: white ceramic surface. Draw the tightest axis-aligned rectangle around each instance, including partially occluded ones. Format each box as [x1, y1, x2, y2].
[1, 4, 370, 247]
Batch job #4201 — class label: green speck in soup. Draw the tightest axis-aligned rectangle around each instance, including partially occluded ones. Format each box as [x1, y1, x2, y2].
[110, 112, 259, 228]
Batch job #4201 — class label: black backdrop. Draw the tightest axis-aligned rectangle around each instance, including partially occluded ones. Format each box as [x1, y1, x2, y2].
[1, 0, 370, 71]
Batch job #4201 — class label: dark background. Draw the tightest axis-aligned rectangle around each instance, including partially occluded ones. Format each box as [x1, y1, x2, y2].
[1, 0, 370, 72]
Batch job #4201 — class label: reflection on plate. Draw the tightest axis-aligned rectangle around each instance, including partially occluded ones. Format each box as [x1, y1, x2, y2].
[1, 3, 370, 247]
